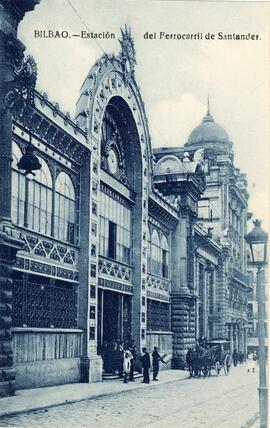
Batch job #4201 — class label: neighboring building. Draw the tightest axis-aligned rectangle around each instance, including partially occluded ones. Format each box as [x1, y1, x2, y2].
[0, 13, 251, 394]
[247, 257, 268, 354]
[154, 102, 251, 358]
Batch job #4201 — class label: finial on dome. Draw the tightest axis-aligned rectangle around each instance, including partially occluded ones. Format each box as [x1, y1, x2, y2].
[203, 94, 213, 123]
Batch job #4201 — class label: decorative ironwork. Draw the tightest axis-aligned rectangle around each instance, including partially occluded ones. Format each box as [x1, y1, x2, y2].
[147, 299, 170, 331]
[21, 233, 77, 266]
[99, 257, 132, 282]
[12, 275, 78, 328]
[15, 257, 78, 282]
[146, 290, 170, 302]
[228, 287, 248, 311]
[2, 51, 37, 113]
[98, 278, 132, 294]
[147, 274, 170, 293]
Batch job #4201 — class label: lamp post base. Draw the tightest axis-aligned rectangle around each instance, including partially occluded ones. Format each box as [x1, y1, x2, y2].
[258, 386, 268, 428]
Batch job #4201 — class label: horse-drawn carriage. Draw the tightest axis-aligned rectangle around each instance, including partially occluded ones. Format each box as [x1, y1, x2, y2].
[206, 339, 232, 376]
[187, 339, 232, 377]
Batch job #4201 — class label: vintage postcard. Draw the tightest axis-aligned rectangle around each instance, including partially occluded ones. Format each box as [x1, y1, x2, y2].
[0, 1, 269, 427]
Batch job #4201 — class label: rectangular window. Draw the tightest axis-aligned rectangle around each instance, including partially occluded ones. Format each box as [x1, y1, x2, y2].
[99, 190, 132, 264]
[162, 249, 168, 278]
[67, 222, 75, 244]
[108, 221, 117, 259]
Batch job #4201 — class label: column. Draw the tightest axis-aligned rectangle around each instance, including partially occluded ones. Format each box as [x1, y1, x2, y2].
[0, 0, 40, 397]
[171, 213, 195, 368]
[77, 156, 92, 382]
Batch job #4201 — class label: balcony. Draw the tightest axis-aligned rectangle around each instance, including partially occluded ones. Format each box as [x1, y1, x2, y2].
[231, 267, 250, 287]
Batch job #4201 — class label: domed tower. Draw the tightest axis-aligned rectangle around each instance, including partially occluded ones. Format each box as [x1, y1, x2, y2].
[184, 101, 235, 238]
[184, 101, 250, 348]
[154, 99, 250, 355]
[186, 101, 230, 148]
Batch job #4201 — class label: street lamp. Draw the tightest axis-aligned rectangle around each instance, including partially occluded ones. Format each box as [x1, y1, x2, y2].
[17, 140, 41, 176]
[245, 219, 268, 428]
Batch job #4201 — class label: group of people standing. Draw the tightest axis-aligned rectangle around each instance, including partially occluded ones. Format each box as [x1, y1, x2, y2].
[123, 345, 166, 384]
[102, 341, 166, 384]
[141, 346, 166, 384]
[105, 341, 137, 383]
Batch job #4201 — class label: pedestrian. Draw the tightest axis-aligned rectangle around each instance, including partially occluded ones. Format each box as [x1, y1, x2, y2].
[186, 347, 195, 378]
[247, 352, 256, 373]
[116, 341, 124, 378]
[123, 348, 133, 383]
[129, 341, 137, 381]
[141, 347, 151, 384]
[152, 346, 165, 381]
[232, 349, 238, 367]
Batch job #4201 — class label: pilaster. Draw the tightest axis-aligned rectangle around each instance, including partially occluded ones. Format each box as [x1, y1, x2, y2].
[0, 0, 40, 396]
[171, 294, 196, 368]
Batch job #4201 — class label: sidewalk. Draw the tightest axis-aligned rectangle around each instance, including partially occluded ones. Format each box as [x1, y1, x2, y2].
[0, 369, 189, 419]
[241, 413, 260, 428]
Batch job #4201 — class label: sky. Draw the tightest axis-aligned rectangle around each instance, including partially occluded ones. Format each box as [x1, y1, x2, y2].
[18, 0, 270, 230]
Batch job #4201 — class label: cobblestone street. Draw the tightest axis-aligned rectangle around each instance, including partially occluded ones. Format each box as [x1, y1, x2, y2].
[0, 365, 259, 428]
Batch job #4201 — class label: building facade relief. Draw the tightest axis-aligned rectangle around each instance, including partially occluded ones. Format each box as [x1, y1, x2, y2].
[0, 6, 252, 394]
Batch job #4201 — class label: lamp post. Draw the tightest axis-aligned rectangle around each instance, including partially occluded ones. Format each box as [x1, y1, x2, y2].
[245, 219, 268, 428]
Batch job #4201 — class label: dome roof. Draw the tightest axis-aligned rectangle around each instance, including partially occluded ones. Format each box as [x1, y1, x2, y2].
[186, 110, 229, 146]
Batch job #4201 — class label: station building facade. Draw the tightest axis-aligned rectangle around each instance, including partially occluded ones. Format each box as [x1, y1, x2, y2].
[0, 7, 250, 394]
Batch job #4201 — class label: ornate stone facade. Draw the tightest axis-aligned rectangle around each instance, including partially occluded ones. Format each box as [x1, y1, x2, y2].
[154, 105, 250, 360]
[0, 4, 251, 391]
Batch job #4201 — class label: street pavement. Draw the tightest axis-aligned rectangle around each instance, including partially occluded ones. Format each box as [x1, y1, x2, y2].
[0, 363, 260, 428]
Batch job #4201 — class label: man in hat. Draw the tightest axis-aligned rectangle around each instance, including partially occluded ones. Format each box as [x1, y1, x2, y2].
[141, 347, 151, 384]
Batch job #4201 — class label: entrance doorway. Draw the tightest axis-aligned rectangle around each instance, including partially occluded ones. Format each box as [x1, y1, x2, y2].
[97, 288, 132, 353]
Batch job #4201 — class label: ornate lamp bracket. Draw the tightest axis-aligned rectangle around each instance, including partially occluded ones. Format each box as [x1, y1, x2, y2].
[2, 55, 37, 117]
[0, 32, 37, 118]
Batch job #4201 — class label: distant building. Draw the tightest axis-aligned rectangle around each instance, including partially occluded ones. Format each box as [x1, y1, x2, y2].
[247, 258, 268, 354]
[154, 101, 251, 357]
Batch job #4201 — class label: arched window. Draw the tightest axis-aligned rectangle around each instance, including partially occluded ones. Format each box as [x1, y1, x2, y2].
[55, 172, 76, 244]
[11, 142, 26, 226]
[151, 229, 161, 275]
[28, 158, 53, 235]
[161, 235, 169, 278]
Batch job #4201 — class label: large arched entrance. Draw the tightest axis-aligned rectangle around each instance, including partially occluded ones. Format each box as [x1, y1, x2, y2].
[75, 30, 153, 378]
[96, 96, 142, 369]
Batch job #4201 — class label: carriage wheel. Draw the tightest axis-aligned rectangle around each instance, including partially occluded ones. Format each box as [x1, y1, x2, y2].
[215, 361, 221, 376]
[224, 355, 231, 376]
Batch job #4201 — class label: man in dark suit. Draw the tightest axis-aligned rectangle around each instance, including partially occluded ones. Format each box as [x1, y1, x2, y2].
[141, 347, 151, 384]
[152, 346, 165, 381]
